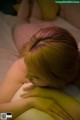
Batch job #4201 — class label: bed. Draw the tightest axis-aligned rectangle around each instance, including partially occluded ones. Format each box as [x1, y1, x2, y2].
[0, 4, 80, 120]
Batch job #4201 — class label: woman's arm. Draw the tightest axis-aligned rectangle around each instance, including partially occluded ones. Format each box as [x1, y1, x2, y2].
[0, 98, 33, 119]
[21, 87, 80, 120]
[0, 57, 70, 120]
[0, 57, 66, 120]
[0, 57, 28, 103]
[0, 96, 69, 120]
[46, 89, 80, 120]
[17, 0, 30, 21]
[0, 57, 33, 119]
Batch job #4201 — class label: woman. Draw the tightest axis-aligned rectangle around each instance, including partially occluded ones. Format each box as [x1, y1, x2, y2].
[0, 26, 80, 120]
[20, 26, 80, 120]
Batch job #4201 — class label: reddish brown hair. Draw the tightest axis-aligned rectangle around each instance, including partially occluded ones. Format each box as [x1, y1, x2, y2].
[22, 26, 79, 84]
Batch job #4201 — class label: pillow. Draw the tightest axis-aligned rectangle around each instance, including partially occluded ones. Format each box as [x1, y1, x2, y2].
[37, 0, 60, 21]
[60, 4, 80, 30]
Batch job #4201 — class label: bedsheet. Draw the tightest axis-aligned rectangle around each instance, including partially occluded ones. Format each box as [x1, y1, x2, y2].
[0, 12, 19, 81]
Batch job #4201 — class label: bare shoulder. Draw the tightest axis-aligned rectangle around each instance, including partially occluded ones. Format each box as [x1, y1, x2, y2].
[0, 57, 28, 91]
[7, 57, 28, 83]
[0, 58, 28, 102]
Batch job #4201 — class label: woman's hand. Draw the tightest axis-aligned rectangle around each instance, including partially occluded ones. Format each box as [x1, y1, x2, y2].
[21, 86, 53, 98]
[30, 97, 72, 120]
[21, 87, 72, 120]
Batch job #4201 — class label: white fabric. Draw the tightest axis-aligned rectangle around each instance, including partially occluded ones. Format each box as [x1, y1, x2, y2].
[0, 12, 19, 81]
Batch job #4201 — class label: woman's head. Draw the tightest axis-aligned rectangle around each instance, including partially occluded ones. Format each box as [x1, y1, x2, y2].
[22, 26, 79, 89]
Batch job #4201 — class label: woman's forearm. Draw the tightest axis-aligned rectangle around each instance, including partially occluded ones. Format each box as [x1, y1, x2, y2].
[0, 98, 33, 119]
[18, 0, 30, 20]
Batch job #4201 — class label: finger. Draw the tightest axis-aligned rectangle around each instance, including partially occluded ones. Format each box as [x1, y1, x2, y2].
[46, 110, 63, 120]
[20, 93, 30, 97]
[50, 108, 72, 120]
[20, 89, 38, 98]
[20, 93, 27, 97]
[20, 88, 36, 98]
[50, 105, 72, 120]
[48, 102, 72, 120]
[48, 109, 71, 120]
[23, 84, 35, 91]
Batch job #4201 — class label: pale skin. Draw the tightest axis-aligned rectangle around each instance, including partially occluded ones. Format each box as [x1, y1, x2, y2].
[0, 57, 70, 120]
[0, 57, 68, 120]
[0, 57, 80, 120]
[17, 0, 30, 21]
